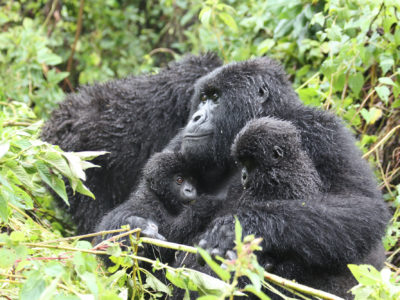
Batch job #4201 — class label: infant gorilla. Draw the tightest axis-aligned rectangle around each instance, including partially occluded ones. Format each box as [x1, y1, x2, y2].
[95, 151, 222, 262]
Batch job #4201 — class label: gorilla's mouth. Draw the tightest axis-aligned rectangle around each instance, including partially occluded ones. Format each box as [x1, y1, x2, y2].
[183, 132, 213, 139]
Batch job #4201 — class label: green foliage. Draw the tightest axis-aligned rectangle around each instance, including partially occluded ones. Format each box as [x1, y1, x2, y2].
[0, 0, 400, 298]
[349, 264, 400, 299]
[0, 2, 67, 118]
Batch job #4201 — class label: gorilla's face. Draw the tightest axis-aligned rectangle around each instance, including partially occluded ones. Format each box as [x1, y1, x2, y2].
[231, 117, 301, 196]
[181, 58, 293, 169]
[143, 152, 197, 210]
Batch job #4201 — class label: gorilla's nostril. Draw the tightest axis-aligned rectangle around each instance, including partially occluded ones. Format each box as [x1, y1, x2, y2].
[193, 115, 201, 122]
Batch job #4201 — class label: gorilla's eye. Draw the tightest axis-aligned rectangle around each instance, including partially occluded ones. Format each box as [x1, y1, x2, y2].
[210, 92, 219, 102]
[241, 167, 250, 189]
[273, 146, 284, 159]
[176, 176, 184, 185]
[200, 94, 208, 102]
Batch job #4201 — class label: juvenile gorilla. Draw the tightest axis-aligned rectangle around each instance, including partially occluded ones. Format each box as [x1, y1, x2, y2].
[101, 57, 389, 298]
[42, 53, 222, 233]
[95, 151, 222, 260]
[232, 116, 322, 200]
[230, 117, 383, 298]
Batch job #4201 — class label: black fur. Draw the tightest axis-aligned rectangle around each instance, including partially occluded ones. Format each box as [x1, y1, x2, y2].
[51, 54, 389, 298]
[229, 117, 385, 298]
[94, 151, 221, 256]
[42, 53, 222, 233]
[167, 58, 389, 298]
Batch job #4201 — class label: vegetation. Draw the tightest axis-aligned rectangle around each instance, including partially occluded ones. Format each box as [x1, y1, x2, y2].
[0, 0, 399, 299]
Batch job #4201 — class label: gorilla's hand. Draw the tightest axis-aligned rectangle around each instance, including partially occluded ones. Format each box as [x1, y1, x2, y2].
[125, 216, 166, 240]
[197, 215, 236, 265]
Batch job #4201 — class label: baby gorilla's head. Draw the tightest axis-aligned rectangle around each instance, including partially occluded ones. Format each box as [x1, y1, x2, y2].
[143, 151, 197, 213]
[232, 117, 321, 199]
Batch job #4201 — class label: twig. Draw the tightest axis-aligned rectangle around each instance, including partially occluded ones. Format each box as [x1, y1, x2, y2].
[37, 227, 131, 244]
[64, 0, 85, 88]
[263, 271, 344, 300]
[8, 203, 51, 234]
[295, 72, 320, 92]
[363, 125, 400, 158]
[3, 121, 32, 127]
[141, 237, 197, 253]
[43, 0, 58, 28]
[368, 2, 385, 33]
[148, 48, 177, 57]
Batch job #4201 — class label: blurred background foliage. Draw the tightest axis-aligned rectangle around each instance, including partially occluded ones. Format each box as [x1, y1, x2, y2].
[0, 0, 400, 298]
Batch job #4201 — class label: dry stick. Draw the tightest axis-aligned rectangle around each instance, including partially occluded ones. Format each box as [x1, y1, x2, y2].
[3, 121, 32, 127]
[64, 0, 84, 89]
[8, 203, 51, 234]
[362, 124, 400, 158]
[43, 0, 58, 28]
[263, 271, 344, 300]
[37, 228, 132, 245]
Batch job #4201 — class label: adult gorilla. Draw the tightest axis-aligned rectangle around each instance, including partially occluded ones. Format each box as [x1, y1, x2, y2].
[42, 53, 222, 234]
[97, 57, 389, 297]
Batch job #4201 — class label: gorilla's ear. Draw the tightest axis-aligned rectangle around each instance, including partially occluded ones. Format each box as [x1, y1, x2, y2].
[273, 145, 284, 159]
[256, 76, 269, 104]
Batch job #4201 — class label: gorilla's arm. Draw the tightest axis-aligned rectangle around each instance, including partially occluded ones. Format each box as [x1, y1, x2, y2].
[93, 186, 169, 245]
[201, 194, 389, 269]
[167, 195, 224, 245]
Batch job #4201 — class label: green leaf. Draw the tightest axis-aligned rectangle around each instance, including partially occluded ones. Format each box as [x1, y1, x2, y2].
[379, 53, 394, 74]
[218, 13, 238, 32]
[6, 162, 34, 189]
[10, 231, 25, 242]
[35, 161, 68, 204]
[143, 270, 172, 296]
[0, 191, 8, 222]
[0, 248, 16, 268]
[197, 248, 231, 281]
[311, 12, 325, 27]
[197, 296, 220, 300]
[360, 108, 382, 125]
[37, 51, 62, 66]
[0, 142, 10, 159]
[234, 216, 242, 243]
[244, 285, 270, 300]
[20, 271, 46, 300]
[348, 73, 364, 95]
[74, 151, 109, 161]
[348, 264, 381, 286]
[378, 77, 395, 86]
[75, 180, 95, 199]
[170, 268, 229, 295]
[79, 272, 98, 297]
[199, 7, 212, 26]
[63, 152, 86, 180]
[257, 39, 275, 55]
[39, 151, 73, 178]
[375, 86, 390, 104]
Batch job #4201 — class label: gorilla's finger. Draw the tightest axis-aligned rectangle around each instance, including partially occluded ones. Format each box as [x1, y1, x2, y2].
[198, 239, 208, 249]
[226, 250, 237, 261]
[211, 248, 222, 259]
[141, 227, 166, 240]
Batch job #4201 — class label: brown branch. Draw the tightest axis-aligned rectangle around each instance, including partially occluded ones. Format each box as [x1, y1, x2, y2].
[3, 121, 32, 127]
[64, 0, 84, 89]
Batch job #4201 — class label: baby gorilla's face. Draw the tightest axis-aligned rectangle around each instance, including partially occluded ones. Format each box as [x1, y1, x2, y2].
[172, 174, 197, 204]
